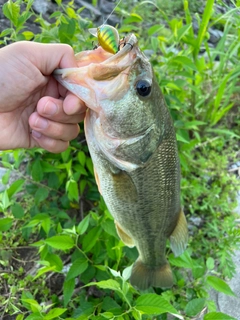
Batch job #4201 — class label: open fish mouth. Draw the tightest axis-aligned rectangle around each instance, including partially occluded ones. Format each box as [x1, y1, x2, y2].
[53, 34, 139, 110]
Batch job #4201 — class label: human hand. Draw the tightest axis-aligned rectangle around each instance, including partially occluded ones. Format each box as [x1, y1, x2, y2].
[0, 41, 86, 153]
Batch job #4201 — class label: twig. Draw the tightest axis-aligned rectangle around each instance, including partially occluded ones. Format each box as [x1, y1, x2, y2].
[11, 255, 37, 264]
[0, 291, 12, 320]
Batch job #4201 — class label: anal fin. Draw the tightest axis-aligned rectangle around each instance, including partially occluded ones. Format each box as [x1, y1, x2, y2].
[115, 221, 135, 247]
[169, 209, 188, 257]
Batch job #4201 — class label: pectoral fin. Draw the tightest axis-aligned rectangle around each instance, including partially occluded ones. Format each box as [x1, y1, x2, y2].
[169, 209, 188, 257]
[115, 221, 135, 247]
[111, 170, 138, 202]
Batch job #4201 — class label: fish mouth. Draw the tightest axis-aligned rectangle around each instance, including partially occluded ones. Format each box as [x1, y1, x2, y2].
[53, 34, 139, 111]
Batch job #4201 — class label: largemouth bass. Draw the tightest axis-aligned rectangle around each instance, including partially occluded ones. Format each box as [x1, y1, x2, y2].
[54, 34, 188, 290]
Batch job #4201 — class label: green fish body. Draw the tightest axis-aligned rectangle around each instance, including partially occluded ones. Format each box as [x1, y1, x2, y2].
[54, 34, 188, 290]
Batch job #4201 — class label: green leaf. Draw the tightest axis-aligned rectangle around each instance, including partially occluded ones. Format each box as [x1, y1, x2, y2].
[24, 314, 43, 320]
[34, 266, 56, 280]
[148, 24, 163, 36]
[3, 1, 20, 26]
[1, 190, 10, 210]
[1, 169, 10, 185]
[102, 296, 121, 311]
[195, 0, 214, 56]
[0, 217, 13, 231]
[78, 151, 86, 167]
[63, 278, 75, 307]
[66, 180, 79, 202]
[171, 56, 198, 71]
[101, 219, 118, 238]
[26, 0, 34, 11]
[11, 203, 24, 219]
[122, 265, 132, 281]
[45, 235, 75, 250]
[206, 128, 239, 138]
[86, 157, 94, 175]
[45, 308, 67, 320]
[41, 216, 51, 235]
[58, 18, 76, 43]
[82, 226, 102, 252]
[135, 294, 180, 316]
[185, 298, 206, 317]
[131, 309, 142, 320]
[109, 268, 121, 278]
[177, 24, 192, 41]
[41, 161, 60, 173]
[77, 214, 90, 235]
[0, 28, 13, 37]
[169, 250, 194, 269]
[101, 312, 114, 319]
[206, 257, 215, 270]
[35, 187, 49, 205]
[21, 299, 41, 313]
[66, 7, 77, 19]
[45, 253, 63, 272]
[22, 31, 34, 40]
[31, 159, 43, 181]
[95, 279, 121, 291]
[61, 148, 71, 163]
[65, 258, 88, 281]
[7, 179, 25, 198]
[206, 276, 235, 296]
[176, 134, 190, 143]
[204, 312, 237, 320]
[123, 13, 143, 24]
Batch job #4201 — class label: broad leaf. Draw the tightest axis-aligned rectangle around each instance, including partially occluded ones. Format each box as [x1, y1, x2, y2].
[45, 235, 75, 250]
[204, 312, 237, 320]
[45, 308, 67, 320]
[65, 258, 88, 281]
[11, 203, 24, 219]
[135, 294, 181, 317]
[63, 278, 75, 307]
[0, 217, 13, 231]
[185, 298, 206, 317]
[206, 276, 235, 296]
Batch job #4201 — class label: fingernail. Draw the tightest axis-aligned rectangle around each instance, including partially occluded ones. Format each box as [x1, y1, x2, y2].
[43, 101, 58, 115]
[34, 117, 48, 129]
[32, 130, 42, 139]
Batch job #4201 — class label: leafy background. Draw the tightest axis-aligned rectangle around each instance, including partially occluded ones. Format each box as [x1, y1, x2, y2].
[0, 0, 239, 319]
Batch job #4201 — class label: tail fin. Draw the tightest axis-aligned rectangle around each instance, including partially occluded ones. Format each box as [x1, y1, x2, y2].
[130, 259, 173, 290]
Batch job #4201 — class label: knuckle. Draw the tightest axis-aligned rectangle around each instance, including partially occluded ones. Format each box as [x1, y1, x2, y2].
[45, 138, 67, 153]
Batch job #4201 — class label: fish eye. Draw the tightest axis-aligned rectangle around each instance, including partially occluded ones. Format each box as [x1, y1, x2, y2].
[136, 80, 151, 97]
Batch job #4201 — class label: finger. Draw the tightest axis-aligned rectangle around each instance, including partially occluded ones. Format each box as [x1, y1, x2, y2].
[36, 96, 86, 123]
[30, 132, 69, 153]
[63, 92, 87, 116]
[27, 42, 78, 73]
[29, 112, 80, 141]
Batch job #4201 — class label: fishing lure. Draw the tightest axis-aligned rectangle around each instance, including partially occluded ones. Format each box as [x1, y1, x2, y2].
[89, 24, 120, 54]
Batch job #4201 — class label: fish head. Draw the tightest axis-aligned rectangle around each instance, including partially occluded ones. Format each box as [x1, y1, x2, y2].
[54, 34, 164, 140]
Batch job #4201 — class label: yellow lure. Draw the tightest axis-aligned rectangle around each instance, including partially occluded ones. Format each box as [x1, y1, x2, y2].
[89, 24, 120, 54]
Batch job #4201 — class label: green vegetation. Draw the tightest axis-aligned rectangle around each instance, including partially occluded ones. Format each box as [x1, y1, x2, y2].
[0, 0, 239, 319]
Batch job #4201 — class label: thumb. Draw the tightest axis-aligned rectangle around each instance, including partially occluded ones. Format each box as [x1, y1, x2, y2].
[11, 41, 78, 75]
